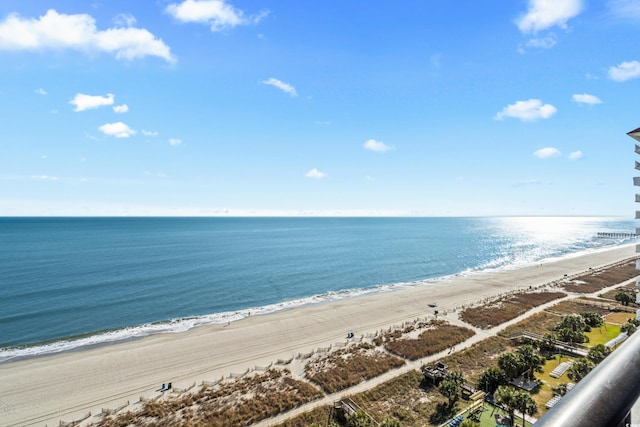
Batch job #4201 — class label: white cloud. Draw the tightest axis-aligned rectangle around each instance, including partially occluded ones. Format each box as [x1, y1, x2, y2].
[98, 121, 136, 138]
[34, 88, 47, 95]
[0, 9, 174, 62]
[494, 99, 557, 121]
[517, 0, 583, 33]
[70, 93, 114, 112]
[33, 175, 58, 181]
[568, 150, 583, 160]
[366, 176, 375, 181]
[608, 0, 640, 20]
[142, 129, 159, 137]
[262, 77, 297, 96]
[169, 138, 182, 145]
[363, 139, 394, 152]
[305, 168, 327, 179]
[572, 93, 602, 105]
[165, 0, 267, 31]
[525, 36, 557, 49]
[534, 147, 562, 158]
[114, 13, 136, 28]
[608, 60, 640, 82]
[113, 104, 128, 113]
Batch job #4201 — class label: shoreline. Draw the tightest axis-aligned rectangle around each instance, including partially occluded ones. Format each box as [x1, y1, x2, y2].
[2, 241, 634, 364]
[1, 244, 637, 426]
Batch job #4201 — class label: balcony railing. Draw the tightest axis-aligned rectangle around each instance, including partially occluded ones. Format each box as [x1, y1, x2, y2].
[534, 328, 640, 427]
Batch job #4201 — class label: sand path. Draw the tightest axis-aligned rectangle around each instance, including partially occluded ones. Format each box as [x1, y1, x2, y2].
[1, 245, 636, 426]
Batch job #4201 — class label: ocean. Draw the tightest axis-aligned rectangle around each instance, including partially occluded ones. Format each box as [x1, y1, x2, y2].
[0, 216, 635, 362]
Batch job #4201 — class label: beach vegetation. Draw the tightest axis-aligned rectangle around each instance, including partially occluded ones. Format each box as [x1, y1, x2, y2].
[495, 385, 537, 427]
[615, 290, 636, 306]
[346, 410, 375, 426]
[552, 382, 568, 396]
[495, 345, 545, 381]
[514, 345, 545, 381]
[460, 291, 565, 328]
[586, 343, 611, 364]
[305, 343, 405, 393]
[441, 336, 512, 382]
[437, 370, 465, 407]
[97, 369, 322, 427]
[621, 318, 640, 335]
[548, 299, 611, 317]
[566, 358, 595, 382]
[581, 312, 604, 327]
[477, 367, 509, 393]
[346, 369, 447, 427]
[562, 260, 639, 293]
[276, 405, 336, 427]
[497, 351, 522, 379]
[514, 390, 538, 427]
[380, 417, 402, 427]
[382, 321, 475, 360]
[554, 314, 588, 344]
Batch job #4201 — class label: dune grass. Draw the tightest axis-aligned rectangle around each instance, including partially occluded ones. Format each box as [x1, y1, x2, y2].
[562, 260, 639, 293]
[97, 369, 322, 427]
[305, 343, 405, 394]
[383, 323, 475, 360]
[460, 292, 566, 329]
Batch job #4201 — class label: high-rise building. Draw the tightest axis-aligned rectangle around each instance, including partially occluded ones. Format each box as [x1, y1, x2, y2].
[627, 127, 640, 313]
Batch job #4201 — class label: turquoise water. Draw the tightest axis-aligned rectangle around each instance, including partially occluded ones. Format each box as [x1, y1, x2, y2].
[0, 216, 634, 361]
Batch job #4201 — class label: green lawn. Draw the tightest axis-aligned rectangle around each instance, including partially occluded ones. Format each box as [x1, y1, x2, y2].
[585, 323, 621, 347]
[536, 354, 575, 387]
[530, 354, 576, 418]
[463, 402, 533, 427]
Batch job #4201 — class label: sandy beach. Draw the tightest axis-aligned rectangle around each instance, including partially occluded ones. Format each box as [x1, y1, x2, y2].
[1, 244, 636, 426]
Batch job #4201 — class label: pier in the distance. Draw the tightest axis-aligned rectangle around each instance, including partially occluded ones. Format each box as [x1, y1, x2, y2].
[596, 232, 638, 239]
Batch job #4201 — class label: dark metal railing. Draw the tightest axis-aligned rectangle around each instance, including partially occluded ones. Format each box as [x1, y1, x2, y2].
[534, 327, 640, 427]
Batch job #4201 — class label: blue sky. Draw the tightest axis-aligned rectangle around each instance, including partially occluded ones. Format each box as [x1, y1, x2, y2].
[1, 0, 640, 216]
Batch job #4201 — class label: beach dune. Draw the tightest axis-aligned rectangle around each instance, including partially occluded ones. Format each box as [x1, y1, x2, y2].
[1, 245, 636, 426]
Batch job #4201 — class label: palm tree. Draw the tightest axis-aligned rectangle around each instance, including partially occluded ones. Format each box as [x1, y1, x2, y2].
[587, 343, 611, 364]
[557, 314, 587, 332]
[540, 333, 557, 352]
[347, 410, 373, 427]
[581, 312, 603, 328]
[567, 358, 595, 382]
[438, 371, 465, 408]
[494, 385, 518, 423]
[498, 351, 522, 379]
[615, 291, 634, 306]
[444, 370, 465, 386]
[514, 389, 537, 427]
[515, 345, 545, 382]
[556, 314, 588, 344]
[477, 367, 508, 394]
